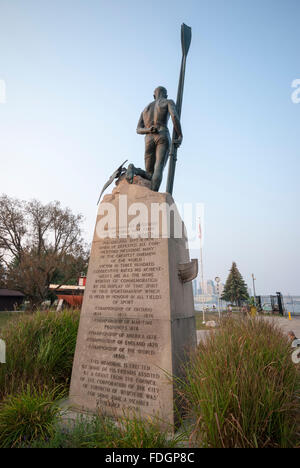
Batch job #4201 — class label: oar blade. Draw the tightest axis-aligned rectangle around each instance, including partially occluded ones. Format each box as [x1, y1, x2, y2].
[181, 23, 192, 57]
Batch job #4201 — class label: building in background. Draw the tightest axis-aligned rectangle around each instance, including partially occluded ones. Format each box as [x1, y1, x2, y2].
[0, 289, 25, 311]
[206, 280, 215, 295]
[193, 278, 226, 309]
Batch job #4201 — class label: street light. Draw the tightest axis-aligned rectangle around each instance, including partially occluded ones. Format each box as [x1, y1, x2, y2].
[252, 274, 257, 307]
[215, 276, 221, 320]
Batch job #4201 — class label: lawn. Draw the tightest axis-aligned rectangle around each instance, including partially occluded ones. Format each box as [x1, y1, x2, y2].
[194, 309, 283, 330]
[0, 312, 23, 332]
[194, 310, 232, 329]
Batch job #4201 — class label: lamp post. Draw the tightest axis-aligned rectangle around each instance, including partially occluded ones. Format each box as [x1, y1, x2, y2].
[198, 217, 205, 324]
[252, 274, 257, 307]
[215, 276, 221, 320]
[202, 304, 206, 325]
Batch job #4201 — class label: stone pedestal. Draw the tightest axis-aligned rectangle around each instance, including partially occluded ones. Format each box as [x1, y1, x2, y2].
[69, 177, 197, 429]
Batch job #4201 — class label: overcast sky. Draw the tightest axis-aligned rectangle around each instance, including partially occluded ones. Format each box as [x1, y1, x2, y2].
[0, 0, 299, 294]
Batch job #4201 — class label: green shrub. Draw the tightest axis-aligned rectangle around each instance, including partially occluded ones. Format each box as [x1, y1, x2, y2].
[88, 413, 181, 449]
[178, 318, 300, 448]
[0, 309, 80, 399]
[28, 413, 184, 448]
[0, 386, 63, 448]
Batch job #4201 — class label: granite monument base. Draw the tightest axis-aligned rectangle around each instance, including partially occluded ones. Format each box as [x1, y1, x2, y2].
[69, 177, 197, 429]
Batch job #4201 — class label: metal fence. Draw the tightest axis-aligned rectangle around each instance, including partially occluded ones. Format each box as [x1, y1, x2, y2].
[259, 295, 300, 316]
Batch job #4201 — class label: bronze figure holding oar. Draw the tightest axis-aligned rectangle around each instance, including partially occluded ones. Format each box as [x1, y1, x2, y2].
[97, 24, 191, 202]
[136, 23, 191, 193]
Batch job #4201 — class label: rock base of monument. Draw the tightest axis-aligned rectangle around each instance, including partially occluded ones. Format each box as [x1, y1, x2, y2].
[69, 177, 197, 430]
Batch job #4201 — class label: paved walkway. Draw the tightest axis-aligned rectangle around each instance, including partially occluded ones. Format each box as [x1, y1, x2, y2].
[196, 316, 300, 345]
[263, 315, 300, 337]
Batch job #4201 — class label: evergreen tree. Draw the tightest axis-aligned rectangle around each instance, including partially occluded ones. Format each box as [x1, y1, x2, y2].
[221, 262, 249, 306]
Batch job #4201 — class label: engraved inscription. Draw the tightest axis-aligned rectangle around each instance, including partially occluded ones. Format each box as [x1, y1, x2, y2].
[75, 234, 170, 414]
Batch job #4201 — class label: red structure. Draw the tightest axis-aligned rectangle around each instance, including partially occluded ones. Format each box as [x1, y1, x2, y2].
[49, 276, 86, 308]
[56, 294, 83, 308]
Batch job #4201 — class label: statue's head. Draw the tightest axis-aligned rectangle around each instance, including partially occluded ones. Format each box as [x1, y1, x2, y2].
[153, 86, 168, 100]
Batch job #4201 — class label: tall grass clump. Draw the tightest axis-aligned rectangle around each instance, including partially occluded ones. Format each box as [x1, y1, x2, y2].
[28, 412, 184, 448]
[178, 318, 300, 448]
[0, 385, 63, 448]
[0, 309, 80, 399]
[86, 412, 182, 449]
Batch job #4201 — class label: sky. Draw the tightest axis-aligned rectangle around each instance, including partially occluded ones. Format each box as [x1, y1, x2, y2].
[0, 0, 299, 294]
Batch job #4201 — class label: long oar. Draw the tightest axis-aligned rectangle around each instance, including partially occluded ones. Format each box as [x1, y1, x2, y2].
[166, 23, 192, 195]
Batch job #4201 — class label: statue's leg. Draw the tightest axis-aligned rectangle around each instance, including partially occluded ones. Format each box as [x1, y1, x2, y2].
[151, 141, 169, 191]
[134, 167, 152, 181]
[145, 135, 155, 177]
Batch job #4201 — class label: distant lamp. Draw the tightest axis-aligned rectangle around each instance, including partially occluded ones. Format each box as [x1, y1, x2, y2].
[215, 277, 221, 320]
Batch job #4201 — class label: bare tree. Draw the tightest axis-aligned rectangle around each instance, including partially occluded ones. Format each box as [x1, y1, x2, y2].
[0, 195, 89, 307]
[0, 195, 26, 263]
[0, 259, 5, 288]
